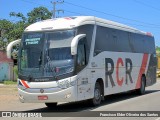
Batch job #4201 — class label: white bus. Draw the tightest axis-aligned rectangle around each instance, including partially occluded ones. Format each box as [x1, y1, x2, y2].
[17, 16, 156, 108]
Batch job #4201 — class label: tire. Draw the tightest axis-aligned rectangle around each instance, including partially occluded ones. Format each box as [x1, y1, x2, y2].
[136, 76, 146, 95]
[89, 82, 102, 106]
[45, 103, 57, 109]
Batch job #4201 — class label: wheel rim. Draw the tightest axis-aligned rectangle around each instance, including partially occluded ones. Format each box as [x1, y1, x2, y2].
[95, 88, 101, 100]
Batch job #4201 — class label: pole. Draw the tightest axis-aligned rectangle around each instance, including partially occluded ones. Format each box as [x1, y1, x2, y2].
[51, 0, 64, 18]
[53, 2, 56, 18]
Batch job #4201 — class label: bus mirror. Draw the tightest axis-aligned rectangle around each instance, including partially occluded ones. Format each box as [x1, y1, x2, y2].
[71, 34, 86, 55]
[7, 39, 21, 59]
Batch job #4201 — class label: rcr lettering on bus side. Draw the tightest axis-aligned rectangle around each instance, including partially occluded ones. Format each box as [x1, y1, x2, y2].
[105, 58, 133, 88]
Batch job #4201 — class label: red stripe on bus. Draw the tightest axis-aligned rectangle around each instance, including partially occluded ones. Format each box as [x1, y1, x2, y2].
[135, 54, 148, 89]
[21, 80, 30, 88]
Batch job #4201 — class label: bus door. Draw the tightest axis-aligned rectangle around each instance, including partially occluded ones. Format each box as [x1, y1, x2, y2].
[76, 37, 91, 101]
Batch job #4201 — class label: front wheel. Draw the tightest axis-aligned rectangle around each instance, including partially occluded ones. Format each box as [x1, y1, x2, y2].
[136, 76, 146, 95]
[89, 82, 102, 106]
[45, 102, 57, 109]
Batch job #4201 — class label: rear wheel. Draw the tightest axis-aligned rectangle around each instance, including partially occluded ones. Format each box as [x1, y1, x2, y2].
[136, 76, 146, 95]
[89, 82, 102, 106]
[45, 103, 57, 109]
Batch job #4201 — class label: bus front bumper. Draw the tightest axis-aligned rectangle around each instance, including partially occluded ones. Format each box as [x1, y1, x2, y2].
[18, 86, 77, 103]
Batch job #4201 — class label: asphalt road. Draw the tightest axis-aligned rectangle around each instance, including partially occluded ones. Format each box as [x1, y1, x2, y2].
[1, 78, 160, 120]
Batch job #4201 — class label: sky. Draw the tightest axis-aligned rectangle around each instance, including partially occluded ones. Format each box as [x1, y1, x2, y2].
[0, 0, 160, 46]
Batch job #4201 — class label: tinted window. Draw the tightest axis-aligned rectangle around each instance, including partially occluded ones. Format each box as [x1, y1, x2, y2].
[77, 25, 94, 63]
[94, 25, 155, 55]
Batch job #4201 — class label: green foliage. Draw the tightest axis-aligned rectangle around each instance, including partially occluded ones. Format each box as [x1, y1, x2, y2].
[27, 6, 52, 24]
[0, 19, 13, 30]
[14, 65, 18, 79]
[156, 46, 160, 57]
[0, 6, 52, 51]
[0, 19, 14, 50]
[0, 20, 27, 50]
[156, 46, 160, 51]
[10, 12, 27, 23]
[3, 80, 17, 85]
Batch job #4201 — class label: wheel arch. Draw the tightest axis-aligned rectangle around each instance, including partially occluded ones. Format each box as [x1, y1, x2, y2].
[95, 78, 104, 100]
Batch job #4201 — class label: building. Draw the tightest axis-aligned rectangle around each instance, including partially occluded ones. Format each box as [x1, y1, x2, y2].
[0, 51, 14, 81]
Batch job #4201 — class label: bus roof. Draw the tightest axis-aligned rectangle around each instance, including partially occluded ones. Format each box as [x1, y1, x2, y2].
[24, 16, 149, 35]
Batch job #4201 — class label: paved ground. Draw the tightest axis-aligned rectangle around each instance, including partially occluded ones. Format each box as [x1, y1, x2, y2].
[0, 78, 160, 120]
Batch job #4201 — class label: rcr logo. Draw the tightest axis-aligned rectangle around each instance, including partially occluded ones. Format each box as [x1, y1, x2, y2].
[105, 58, 133, 88]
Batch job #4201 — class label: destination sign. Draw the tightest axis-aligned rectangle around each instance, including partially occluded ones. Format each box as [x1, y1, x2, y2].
[25, 38, 40, 45]
[24, 33, 43, 45]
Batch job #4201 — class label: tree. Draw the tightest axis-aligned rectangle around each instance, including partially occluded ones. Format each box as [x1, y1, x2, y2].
[156, 46, 160, 57]
[27, 6, 52, 24]
[10, 6, 52, 24]
[8, 21, 27, 40]
[0, 6, 52, 51]
[0, 19, 13, 50]
[0, 20, 27, 50]
[10, 12, 27, 23]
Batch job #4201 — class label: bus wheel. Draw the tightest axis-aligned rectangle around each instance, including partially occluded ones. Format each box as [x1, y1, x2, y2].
[136, 76, 146, 95]
[45, 103, 57, 109]
[90, 82, 102, 106]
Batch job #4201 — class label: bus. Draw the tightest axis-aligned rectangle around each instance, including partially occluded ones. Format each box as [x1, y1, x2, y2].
[16, 16, 156, 108]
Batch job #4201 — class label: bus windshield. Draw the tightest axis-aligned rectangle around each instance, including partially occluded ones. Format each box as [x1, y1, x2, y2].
[19, 29, 75, 80]
[44, 30, 75, 77]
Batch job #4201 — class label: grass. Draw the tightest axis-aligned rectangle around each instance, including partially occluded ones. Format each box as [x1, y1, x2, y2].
[14, 65, 18, 79]
[3, 80, 17, 85]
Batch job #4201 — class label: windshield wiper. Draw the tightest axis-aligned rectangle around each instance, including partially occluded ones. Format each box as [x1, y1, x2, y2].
[38, 51, 42, 68]
[45, 49, 59, 79]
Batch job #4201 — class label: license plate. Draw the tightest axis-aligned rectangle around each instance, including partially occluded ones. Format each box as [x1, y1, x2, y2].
[38, 96, 48, 100]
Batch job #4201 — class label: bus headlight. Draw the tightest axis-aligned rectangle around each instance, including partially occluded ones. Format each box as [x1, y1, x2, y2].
[57, 79, 75, 89]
